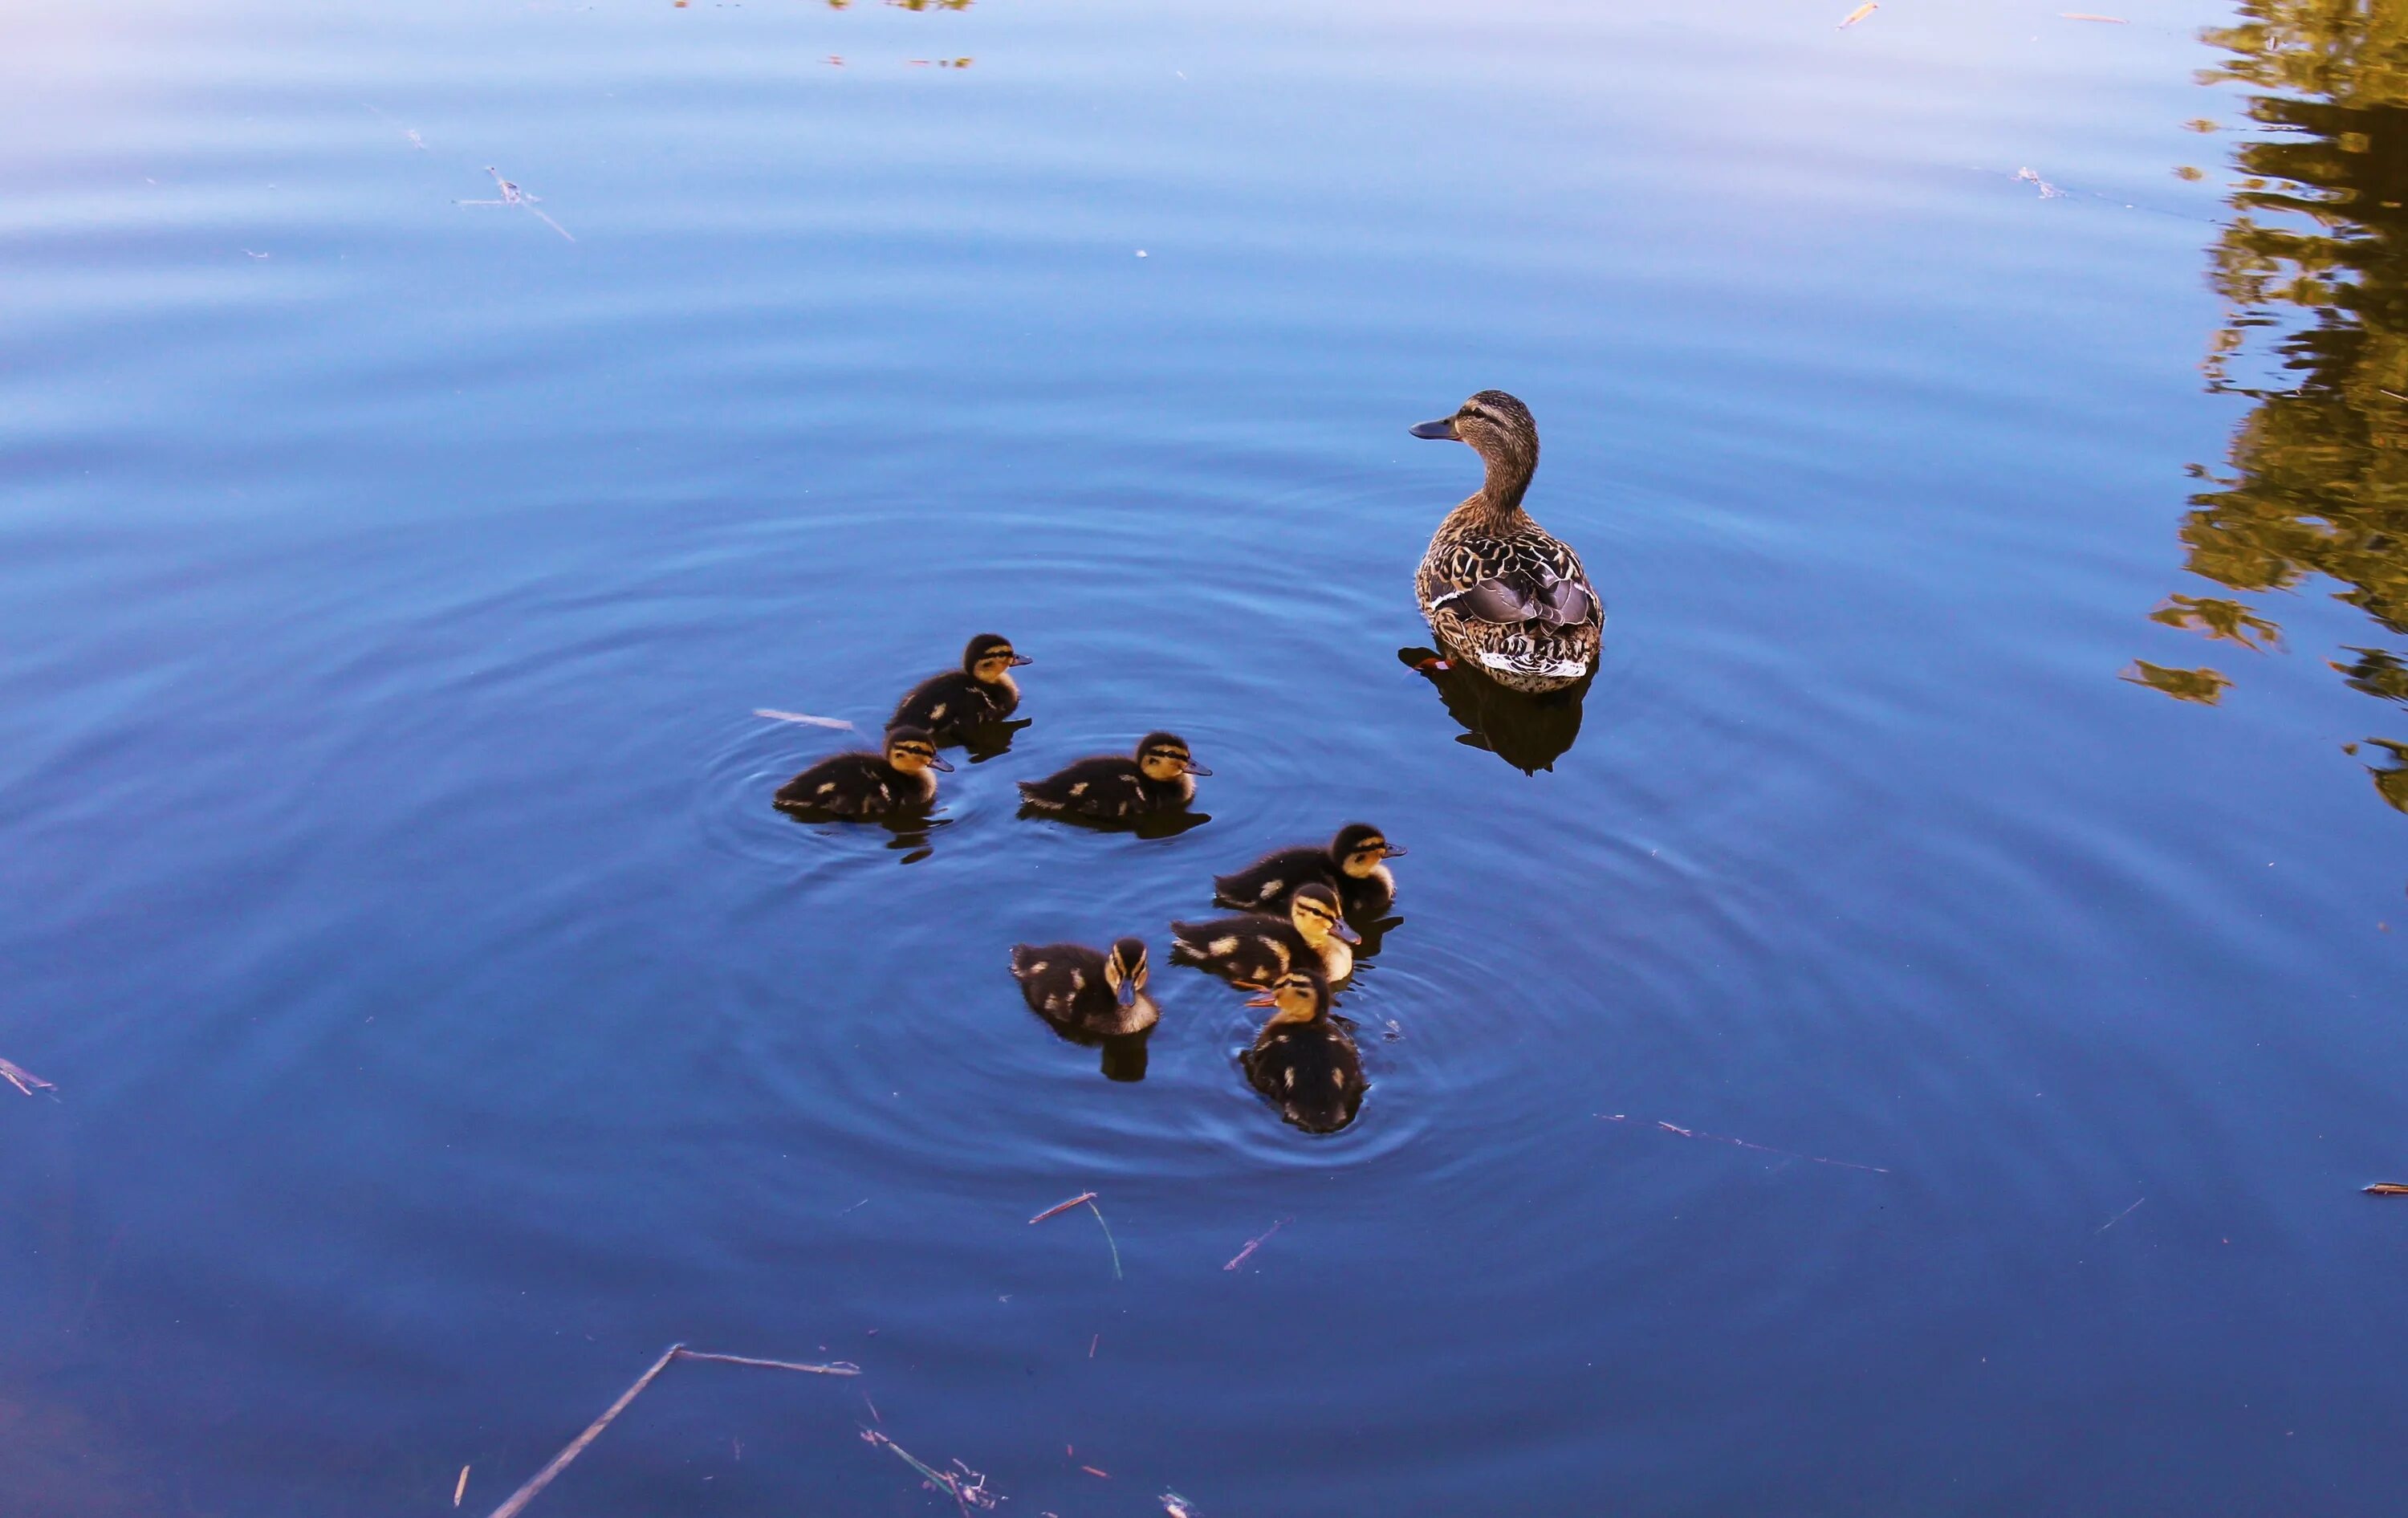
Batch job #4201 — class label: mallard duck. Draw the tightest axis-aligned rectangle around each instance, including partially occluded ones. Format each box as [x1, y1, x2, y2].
[1409, 390, 1603, 694]
[1170, 882, 1357, 986]
[892, 633, 1032, 745]
[1016, 731, 1210, 820]
[1211, 823, 1405, 919]
[1009, 936, 1158, 1039]
[773, 726, 950, 816]
[1239, 970, 1364, 1134]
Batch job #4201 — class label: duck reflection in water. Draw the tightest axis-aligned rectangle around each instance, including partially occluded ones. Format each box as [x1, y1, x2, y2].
[1399, 643, 1594, 774]
[1010, 936, 1158, 1082]
[1240, 970, 1364, 1134]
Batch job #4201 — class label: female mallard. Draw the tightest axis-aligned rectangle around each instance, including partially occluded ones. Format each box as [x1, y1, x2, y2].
[1239, 970, 1364, 1134]
[1170, 882, 1357, 987]
[892, 633, 1033, 746]
[1409, 390, 1602, 693]
[1008, 936, 1158, 1040]
[1211, 823, 1405, 920]
[773, 726, 950, 817]
[1016, 731, 1209, 820]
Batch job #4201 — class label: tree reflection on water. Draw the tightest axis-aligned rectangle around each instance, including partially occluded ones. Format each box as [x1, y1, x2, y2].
[2138, 1, 2408, 815]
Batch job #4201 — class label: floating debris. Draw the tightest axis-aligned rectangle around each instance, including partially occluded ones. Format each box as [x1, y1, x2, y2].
[454, 1465, 470, 1508]
[2015, 167, 2067, 199]
[1600, 1113, 1890, 1174]
[2365, 1183, 2408, 1196]
[1838, 3, 1877, 26]
[1031, 1191, 1121, 1280]
[756, 709, 857, 730]
[457, 167, 575, 242]
[483, 1345, 857, 1518]
[1029, 1190, 1097, 1224]
[2060, 11, 2129, 20]
[2092, 1196, 2146, 1235]
[861, 1429, 1000, 1512]
[0, 1056, 55, 1097]
[1162, 1492, 1201, 1517]
[1223, 1218, 1287, 1271]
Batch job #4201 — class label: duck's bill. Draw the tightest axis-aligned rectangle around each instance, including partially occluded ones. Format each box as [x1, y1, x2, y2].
[1116, 979, 1137, 1007]
[1008, 653, 1035, 666]
[1243, 991, 1278, 1007]
[1380, 844, 1408, 857]
[1409, 417, 1459, 440]
[1182, 761, 1213, 775]
[928, 755, 956, 771]
[1332, 920, 1362, 944]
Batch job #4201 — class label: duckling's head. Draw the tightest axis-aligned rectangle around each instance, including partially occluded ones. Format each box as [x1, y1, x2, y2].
[1136, 731, 1211, 783]
[1329, 822, 1405, 878]
[962, 633, 1032, 683]
[1245, 968, 1331, 1026]
[1104, 936, 1149, 1008]
[882, 726, 953, 774]
[1286, 883, 1360, 947]
[1410, 390, 1540, 479]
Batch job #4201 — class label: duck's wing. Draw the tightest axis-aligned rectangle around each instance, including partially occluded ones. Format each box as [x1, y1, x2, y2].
[1018, 755, 1142, 810]
[1426, 533, 1601, 629]
[892, 670, 970, 732]
[774, 751, 872, 808]
[1212, 847, 1328, 910]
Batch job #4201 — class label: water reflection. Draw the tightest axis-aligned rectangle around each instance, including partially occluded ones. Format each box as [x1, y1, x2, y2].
[2140, 2, 2408, 814]
[1399, 644, 1594, 772]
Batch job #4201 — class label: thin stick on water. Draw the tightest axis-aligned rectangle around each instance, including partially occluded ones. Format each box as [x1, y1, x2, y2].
[456, 167, 576, 242]
[1600, 1113, 1889, 1174]
[1084, 1198, 1123, 1280]
[2365, 1182, 2408, 1195]
[0, 1056, 56, 1097]
[2093, 1197, 2146, 1235]
[1224, 1218, 1287, 1271]
[1029, 1190, 1096, 1225]
[454, 1465, 470, 1507]
[755, 709, 856, 730]
[484, 1345, 860, 1518]
[860, 1429, 999, 1512]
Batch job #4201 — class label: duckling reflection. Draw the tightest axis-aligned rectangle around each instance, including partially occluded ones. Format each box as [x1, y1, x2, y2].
[1398, 643, 1593, 774]
[1213, 823, 1405, 921]
[1239, 970, 1364, 1135]
[1170, 882, 1357, 987]
[774, 725, 951, 817]
[1407, 390, 1603, 694]
[893, 633, 1035, 763]
[1016, 731, 1212, 832]
[1009, 936, 1158, 1081]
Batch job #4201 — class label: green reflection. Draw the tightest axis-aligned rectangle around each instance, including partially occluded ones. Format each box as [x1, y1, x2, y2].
[2146, 2, 2408, 812]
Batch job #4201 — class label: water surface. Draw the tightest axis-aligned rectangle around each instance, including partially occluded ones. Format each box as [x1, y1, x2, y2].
[3, 2, 2403, 1513]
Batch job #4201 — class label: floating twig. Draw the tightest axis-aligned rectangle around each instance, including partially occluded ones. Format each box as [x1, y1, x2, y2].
[457, 167, 575, 242]
[454, 1465, 470, 1507]
[1080, 1464, 1111, 1478]
[0, 1056, 55, 1097]
[2365, 1183, 2408, 1196]
[1601, 1113, 1889, 1174]
[1029, 1190, 1097, 1224]
[2092, 1196, 2146, 1235]
[1838, 2, 1877, 26]
[1223, 1219, 1287, 1272]
[861, 1429, 1000, 1512]
[1162, 1492, 1201, 1517]
[2060, 11, 2129, 20]
[756, 709, 857, 730]
[485, 1345, 858, 1518]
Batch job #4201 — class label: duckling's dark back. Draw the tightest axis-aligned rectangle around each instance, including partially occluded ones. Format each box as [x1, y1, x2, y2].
[1244, 1021, 1365, 1134]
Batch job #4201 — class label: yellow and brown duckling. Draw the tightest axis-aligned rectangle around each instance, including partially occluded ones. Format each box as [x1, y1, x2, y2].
[773, 725, 950, 817]
[1008, 936, 1158, 1040]
[1409, 390, 1603, 694]
[1240, 970, 1363, 1134]
[1016, 731, 1210, 820]
[1170, 881, 1357, 987]
[892, 633, 1032, 746]
[1212, 822, 1405, 920]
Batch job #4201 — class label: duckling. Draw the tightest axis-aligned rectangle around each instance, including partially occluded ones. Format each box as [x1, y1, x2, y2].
[1409, 390, 1603, 694]
[892, 633, 1033, 746]
[773, 726, 950, 817]
[1212, 823, 1406, 919]
[1009, 936, 1158, 1040]
[1170, 882, 1357, 987]
[1239, 970, 1364, 1134]
[1016, 731, 1210, 820]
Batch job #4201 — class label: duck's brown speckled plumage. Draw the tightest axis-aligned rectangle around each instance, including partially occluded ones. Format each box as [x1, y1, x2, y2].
[1410, 390, 1602, 694]
[1239, 971, 1364, 1134]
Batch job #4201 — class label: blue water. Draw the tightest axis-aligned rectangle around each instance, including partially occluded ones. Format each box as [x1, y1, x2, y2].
[4, 1, 2403, 1512]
